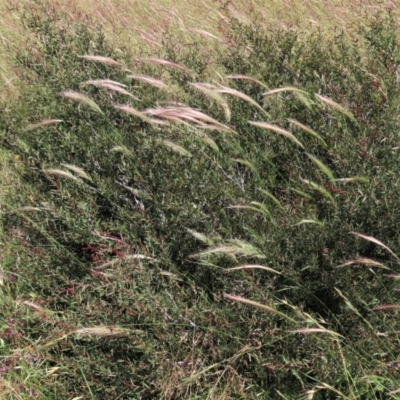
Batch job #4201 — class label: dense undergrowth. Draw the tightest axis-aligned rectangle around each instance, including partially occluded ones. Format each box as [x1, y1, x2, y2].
[2, 2, 400, 399]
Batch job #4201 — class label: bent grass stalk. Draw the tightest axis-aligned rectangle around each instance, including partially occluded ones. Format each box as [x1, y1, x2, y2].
[81, 79, 140, 99]
[225, 264, 281, 274]
[288, 118, 327, 147]
[127, 74, 170, 90]
[248, 121, 305, 148]
[78, 54, 121, 66]
[223, 293, 296, 323]
[217, 85, 270, 118]
[62, 91, 104, 114]
[25, 119, 63, 131]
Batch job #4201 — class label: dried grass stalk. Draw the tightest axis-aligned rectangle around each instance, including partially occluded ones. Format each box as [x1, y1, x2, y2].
[351, 232, 400, 262]
[190, 82, 231, 121]
[217, 85, 269, 117]
[110, 145, 134, 157]
[291, 328, 343, 338]
[372, 304, 400, 311]
[82, 79, 127, 87]
[295, 219, 324, 227]
[79, 55, 120, 66]
[334, 176, 369, 183]
[127, 74, 169, 90]
[163, 140, 192, 157]
[226, 74, 269, 90]
[114, 105, 158, 125]
[225, 264, 281, 274]
[315, 94, 355, 121]
[82, 80, 140, 100]
[187, 229, 214, 246]
[337, 257, 389, 269]
[228, 202, 271, 218]
[224, 293, 295, 322]
[13, 206, 42, 212]
[193, 240, 265, 259]
[20, 300, 46, 315]
[249, 121, 304, 148]
[188, 28, 222, 41]
[62, 91, 103, 114]
[42, 169, 80, 182]
[288, 119, 327, 147]
[263, 87, 306, 96]
[25, 119, 63, 131]
[135, 58, 192, 74]
[62, 164, 92, 181]
[144, 105, 236, 133]
[73, 326, 133, 337]
[384, 274, 400, 279]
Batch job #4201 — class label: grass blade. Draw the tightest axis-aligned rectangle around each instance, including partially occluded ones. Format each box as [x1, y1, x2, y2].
[114, 105, 158, 125]
[62, 91, 104, 115]
[315, 94, 356, 122]
[226, 74, 269, 90]
[190, 82, 231, 121]
[295, 219, 324, 227]
[335, 176, 369, 183]
[337, 257, 389, 269]
[372, 304, 400, 311]
[224, 293, 296, 323]
[62, 164, 92, 181]
[258, 189, 284, 210]
[79, 55, 121, 66]
[263, 86, 307, 96]
[288, 119, 327, 147]
[232, 158, 258, 174]
[135, 58, 192, 74]
[225, 264, 281, 274]
[217, 86, 269, 118]
[291, 328, 344, 338]
[249, 121, 304, 148]
[301, 179, 336, 206]
[128, 74, 169, 90]
[306, 153, 335, 183]
[43, 169, 80, 182]
[25, 119, 63, 131]
[351, 232, 400, 262]
[228, 204, 271, 218]
[162, 140, 192, 157]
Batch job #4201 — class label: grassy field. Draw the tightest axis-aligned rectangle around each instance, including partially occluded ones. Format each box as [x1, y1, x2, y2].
[2, 1, 400, 399]
[0, 0, 393, 99]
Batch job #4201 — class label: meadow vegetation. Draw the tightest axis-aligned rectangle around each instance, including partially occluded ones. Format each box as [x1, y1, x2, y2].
[2, 0, 400, 398]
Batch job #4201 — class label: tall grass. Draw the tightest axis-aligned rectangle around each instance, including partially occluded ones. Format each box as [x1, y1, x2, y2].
[2, 1, 400, 399]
